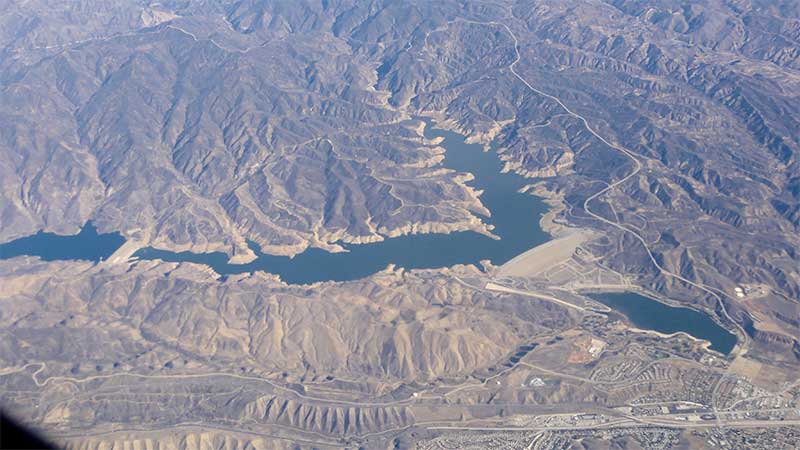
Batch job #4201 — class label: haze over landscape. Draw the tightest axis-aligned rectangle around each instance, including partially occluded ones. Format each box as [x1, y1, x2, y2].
[0, 1, 799, 449]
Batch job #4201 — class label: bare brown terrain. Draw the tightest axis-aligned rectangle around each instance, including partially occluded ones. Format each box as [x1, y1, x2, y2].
[1, 0, 799, 449]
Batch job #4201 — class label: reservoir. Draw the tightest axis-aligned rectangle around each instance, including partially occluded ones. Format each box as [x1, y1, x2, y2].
[0, 222, 124, 263]
[0, 122, 738, 354]
[0, 121, 549, 282]
[132, 120, 552, 284]
[589, 292, 737, 354]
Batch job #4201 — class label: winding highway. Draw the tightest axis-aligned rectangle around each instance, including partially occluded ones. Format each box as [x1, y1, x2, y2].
[454, 16, 749, 356]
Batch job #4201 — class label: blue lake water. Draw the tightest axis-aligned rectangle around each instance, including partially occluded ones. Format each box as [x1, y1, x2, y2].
[589, 292, 737, 354]
[132, 120, 552, 284]
[0, 121, 738, 353]
[0, 222, 124, 263]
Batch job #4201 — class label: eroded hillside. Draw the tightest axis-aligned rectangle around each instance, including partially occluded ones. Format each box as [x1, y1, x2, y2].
[1, 1, 799, 448]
